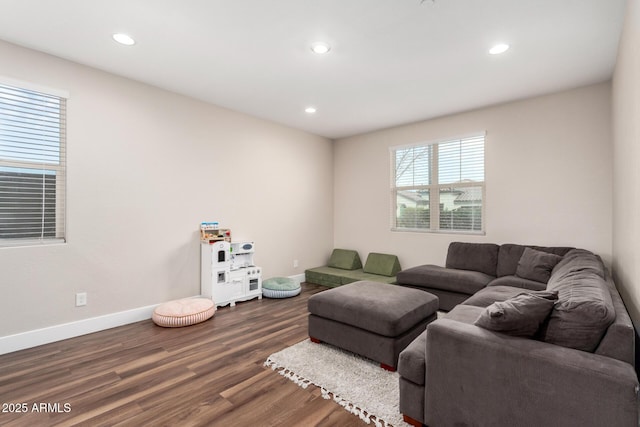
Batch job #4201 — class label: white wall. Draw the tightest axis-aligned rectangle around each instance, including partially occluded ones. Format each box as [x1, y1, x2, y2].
[0, 40, 334, 337]
[612, 0, 640, 324]
[0, 34, 622, 346]
[334, 83, 612, 270]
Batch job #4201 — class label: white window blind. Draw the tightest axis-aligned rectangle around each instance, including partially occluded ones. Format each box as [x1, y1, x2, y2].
[391, 133, 485, 234]
[0, 82, 66, 246]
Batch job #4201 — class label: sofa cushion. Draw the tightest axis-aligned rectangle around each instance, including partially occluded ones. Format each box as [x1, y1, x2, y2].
[488, 276, 547, 291]
[338, 269, 398, 285]
[551, 248, 605, 279]
[444, 303, 485, 323]
[327, 248, 362, 270]
[541, 250, 615, 352]
[496, 244, 573, 277]
[305, 266, 399, 287]
[304, 266, 347, 287]
[445, 242, 500, 277]
[474, 291, 558, 337]
[362, 252, 401, 277]
[398, 331, 427, 385]
[463, 285, 530, 308]
[397, 264, 493, 295]
[515, 248, 563, 283]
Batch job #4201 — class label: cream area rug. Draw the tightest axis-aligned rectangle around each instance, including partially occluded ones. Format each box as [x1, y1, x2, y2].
[264, 339, 410, 427]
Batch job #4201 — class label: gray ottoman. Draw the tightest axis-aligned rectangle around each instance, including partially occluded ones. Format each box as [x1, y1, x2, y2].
[308, 280, 438, 371]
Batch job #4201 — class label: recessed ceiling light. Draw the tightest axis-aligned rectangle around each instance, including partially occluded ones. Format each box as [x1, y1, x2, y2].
[112, 33, 136, 46]
[489, 43, 509, 55]
[305, 107, 317, 114]
[310, 42, 331, 55]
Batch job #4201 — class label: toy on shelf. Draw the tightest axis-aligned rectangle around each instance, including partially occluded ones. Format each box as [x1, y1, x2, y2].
[200, 222, 231, 243]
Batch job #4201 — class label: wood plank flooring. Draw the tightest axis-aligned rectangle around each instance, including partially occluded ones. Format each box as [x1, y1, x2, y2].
[0, 283, 367, 427]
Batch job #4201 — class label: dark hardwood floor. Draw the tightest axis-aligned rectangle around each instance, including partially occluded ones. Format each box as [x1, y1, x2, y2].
[0, 283, 367, 427]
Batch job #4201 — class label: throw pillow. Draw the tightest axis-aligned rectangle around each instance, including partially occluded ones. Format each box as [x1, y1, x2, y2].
[474, 290, 559, 337]
[515, 247, 563, 283]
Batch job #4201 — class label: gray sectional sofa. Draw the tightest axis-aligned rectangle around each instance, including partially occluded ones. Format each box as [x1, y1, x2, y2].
[396, 242, 573, 311]
[396, 242, 639, 427]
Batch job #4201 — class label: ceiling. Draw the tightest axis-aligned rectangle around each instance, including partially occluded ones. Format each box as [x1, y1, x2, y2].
[0, 0, 627, 139]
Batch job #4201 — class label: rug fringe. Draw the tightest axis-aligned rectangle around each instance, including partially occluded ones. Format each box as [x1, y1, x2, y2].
[264, 358, 312, 389]
[266, 359, 392, 427]
[264, 356, 396, 427]
[329, 391, 390, 426]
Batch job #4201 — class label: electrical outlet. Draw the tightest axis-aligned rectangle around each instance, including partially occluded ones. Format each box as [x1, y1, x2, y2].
[293, 259, 299, 268]
[75, 292, 87, 307]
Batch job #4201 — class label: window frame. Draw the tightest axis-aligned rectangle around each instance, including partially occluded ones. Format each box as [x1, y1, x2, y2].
[0, 77, 68, 248]
[390, 132, 486, 235]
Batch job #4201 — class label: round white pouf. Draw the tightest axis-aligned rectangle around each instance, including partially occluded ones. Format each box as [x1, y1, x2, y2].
[152, 297, 216, 327]
[262, 277, 301, 299]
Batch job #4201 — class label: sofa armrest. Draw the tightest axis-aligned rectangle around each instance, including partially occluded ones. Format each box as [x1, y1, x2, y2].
[425, 318, 639, 427]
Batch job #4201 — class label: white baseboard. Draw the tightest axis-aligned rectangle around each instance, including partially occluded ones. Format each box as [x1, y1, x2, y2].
[289, 273, 306, 285]
[0, 303, 163, 356]
[1, 277, 310, 356]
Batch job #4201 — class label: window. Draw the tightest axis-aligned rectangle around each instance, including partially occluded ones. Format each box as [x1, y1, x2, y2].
[391, 133, 485, 233]
[0, 81, 67, 246]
